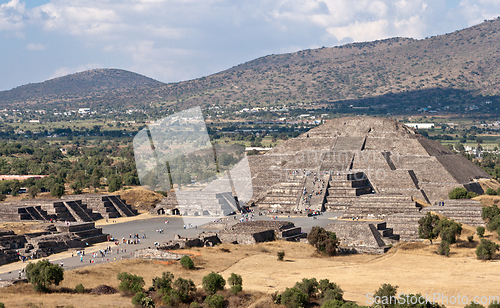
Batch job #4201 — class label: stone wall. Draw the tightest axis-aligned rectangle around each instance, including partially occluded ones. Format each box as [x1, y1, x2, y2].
[326, 221, 394, 254]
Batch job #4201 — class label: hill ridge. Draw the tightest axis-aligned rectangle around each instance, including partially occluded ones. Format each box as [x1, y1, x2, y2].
[1, 17, 500, 112]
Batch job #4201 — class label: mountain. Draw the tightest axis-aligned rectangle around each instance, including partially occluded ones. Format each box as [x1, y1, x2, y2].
[1, 18, 500, 113]
[0, 69, 164, 109]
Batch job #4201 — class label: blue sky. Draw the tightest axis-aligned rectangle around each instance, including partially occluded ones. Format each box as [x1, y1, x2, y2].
[1, 0, 500, 92]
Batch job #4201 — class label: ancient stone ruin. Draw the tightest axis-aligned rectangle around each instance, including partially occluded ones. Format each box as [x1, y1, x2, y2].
[244, 117, 489, 250]
[0, 194, 137, 223]
[217, 221, 306, 244]
[0, 222, 108, 265]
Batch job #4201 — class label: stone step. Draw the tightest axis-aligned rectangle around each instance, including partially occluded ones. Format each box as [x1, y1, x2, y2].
[280, 226, 302, 238]
[329, 179, 369, 188]
[283, 233, 307, 242]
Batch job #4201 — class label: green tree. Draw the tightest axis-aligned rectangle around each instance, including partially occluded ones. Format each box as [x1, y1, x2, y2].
[438, 241, 450, 257]
[321, 299, 344, 308]
[50, 183, 65, 198]
[307, 226, 339, 256]
[204, 294, 225, 308]
[295, 277, 318, 297]
[25, 259, 64, 292]
[202, 272, 226, 295]
[231, 284, 243, 295]
[477, 226, 486, 238]
[228, 273, 242, 287]
[281, 287, 308, 308]
[171, 277, 196, 303]
[28, 186, 39, 199]
[132, 292, 155, 308]
[318, 279, 343, 301]
[117, 272, 144, 294]
[476, 239, 500, 260]
[418, 212, 440, 244]
[436, 218, 462, 244]
[449, 187, 468, 199]
[373, 283, 398, 308]
[180, 255, 194, 270]
[152, 272, 174, 292]
[486, 188, 497, 196]
[108, 175, 122, 192]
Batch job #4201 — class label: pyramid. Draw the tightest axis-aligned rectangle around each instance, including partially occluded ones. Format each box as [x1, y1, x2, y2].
[247, 117, 490, 214]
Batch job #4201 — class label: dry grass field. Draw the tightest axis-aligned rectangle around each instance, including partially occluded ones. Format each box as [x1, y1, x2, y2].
[1, 227, 499, 308]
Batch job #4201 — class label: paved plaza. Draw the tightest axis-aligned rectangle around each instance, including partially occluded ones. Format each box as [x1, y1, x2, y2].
[0, 211, 341, 281]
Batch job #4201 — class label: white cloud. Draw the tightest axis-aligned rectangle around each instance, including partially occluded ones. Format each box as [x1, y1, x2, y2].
[1, 0, 500, 89]
[26, 43, 45, 50]
[458, 0, 500, 26]
[0, 0, 26, 31]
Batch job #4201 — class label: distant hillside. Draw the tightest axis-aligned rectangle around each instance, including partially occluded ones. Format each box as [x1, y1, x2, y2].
[1, 18, 500, 113]
[155, 17, 500, 112]
[0, 69, 165, 108]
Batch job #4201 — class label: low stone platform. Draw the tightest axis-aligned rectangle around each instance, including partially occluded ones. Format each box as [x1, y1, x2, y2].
[0, 222, 109, 265]
[134, 249, 189, 261]
[326, 221, 399, 254]
[217, 220, 306, 244]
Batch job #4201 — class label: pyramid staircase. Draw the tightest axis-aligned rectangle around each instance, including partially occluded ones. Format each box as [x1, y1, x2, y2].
[256, 173, 305, 211]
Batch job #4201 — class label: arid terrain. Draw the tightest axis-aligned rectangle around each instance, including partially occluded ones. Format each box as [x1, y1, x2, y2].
[0, 225, 498, 308]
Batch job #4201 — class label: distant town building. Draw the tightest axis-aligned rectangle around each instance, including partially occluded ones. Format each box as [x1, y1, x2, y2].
[405, 123, 434, 129]
[78, 108, 91, 114]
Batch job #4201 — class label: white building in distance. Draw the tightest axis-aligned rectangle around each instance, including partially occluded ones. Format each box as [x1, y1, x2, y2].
[405, 123, 434, 129]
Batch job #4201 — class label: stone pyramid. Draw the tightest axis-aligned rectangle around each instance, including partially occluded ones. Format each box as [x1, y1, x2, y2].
[248, 116, 490, 212]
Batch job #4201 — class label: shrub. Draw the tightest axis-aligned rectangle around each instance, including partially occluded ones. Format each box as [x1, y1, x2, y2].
[117, 272, 145, 294]
[468, 235, 474, 242]
[152, 272, 174, 292]
[467, 192, 479, 199]
[486, 216, 500, 233]
[418, 212, 440, 244]
[189, 302, 201, 308]
[308, 226, 339, 256]
[230, 284, 242, 295]
[74, 283, 85, 294]
[318, 279, 343, 301]
[171, 277, 196, 303]
[464, 302, 485, 308]
[436, 218, 462, 244]
[204, 294, 225, 308]
[132, 292, 145, 306]
[486, 188, 497, 195]
[489, 302, 500, 308]
[202, 272, 225, 295]
[227, 273, 242, 286]
[132, 292, 155, 308]
[477, 226, 486, 238]
[321, 299, 344, 308]
[25, 259, 64, 292]
[50, 183, 65, 198]
[438, 241, 450, 257]
[482, 205, 500, 222]
[449, 187, 468, 199]
[277, 251, 285, 261]
[476, 239, 500, 260]
[373, 283, 398, 308]
[281, 287, 308, 308]
[295, 277, 318, 297]
[180, 256, 195, 270]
